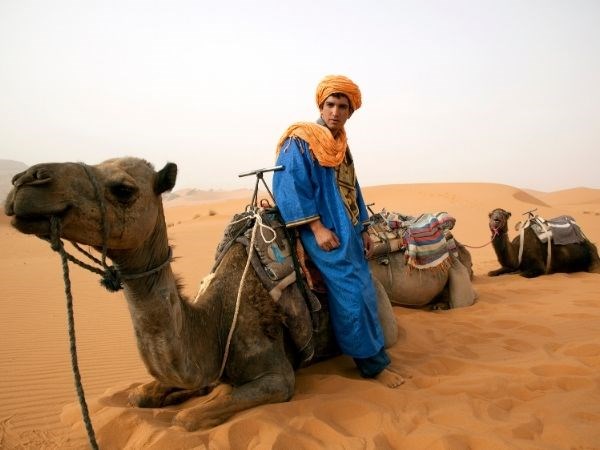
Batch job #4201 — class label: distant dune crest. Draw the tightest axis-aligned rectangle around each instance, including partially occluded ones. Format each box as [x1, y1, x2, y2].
[163, 187, 257, 205]
[0, 159, 28, 201]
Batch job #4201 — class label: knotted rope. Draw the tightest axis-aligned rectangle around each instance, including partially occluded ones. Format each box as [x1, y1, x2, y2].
[55, 241, 172, 291]
[49, 217, 99, 450]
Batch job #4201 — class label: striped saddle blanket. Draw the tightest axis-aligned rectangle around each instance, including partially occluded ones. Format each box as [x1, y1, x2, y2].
[368, 210, 457, 270]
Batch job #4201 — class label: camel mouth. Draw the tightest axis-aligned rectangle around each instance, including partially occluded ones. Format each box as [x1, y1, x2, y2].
[11, 215, 53, 237]
[489, 219, 505, 230]
[10, 208, 70, 237]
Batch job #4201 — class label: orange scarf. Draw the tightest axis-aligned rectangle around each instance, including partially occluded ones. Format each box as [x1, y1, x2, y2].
[276, 122, 347, 167]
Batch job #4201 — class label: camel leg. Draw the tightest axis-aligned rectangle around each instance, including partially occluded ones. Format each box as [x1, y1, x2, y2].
[520, 263, 545, 278]
[488, 266, 518, 276]
[173, 371, 295, 431]
[128, 380, 209, 408]
[372, 276, 398, 348]
[447, 255, 476, 308]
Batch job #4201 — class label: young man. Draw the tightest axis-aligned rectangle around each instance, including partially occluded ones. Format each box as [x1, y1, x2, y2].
[273, 75, 403, 388]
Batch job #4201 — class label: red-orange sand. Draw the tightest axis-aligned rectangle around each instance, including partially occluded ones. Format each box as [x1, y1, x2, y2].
[1, 183, 599, 449]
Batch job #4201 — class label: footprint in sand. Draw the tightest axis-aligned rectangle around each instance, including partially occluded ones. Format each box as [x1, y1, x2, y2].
[563, 343, 600, 358]
[573, 300, 600, 308]
[511, 415, 543, 440]
[562, 343, 600, 369]
[452, 345, 479, 359]
[487, 398, 514, 421]
[518, 324, 555, 337]
[502, 338, 535, 353]
[556, 376, 594, 391]
[419, 356, 466, 376]
[529, 364, 591, 377]
[554, 312, 600, 320]
[570, 411, 600, 424]
[489, 319, 522, 329]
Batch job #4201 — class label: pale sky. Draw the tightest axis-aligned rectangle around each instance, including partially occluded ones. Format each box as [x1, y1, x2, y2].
[1, 0, 599, 192]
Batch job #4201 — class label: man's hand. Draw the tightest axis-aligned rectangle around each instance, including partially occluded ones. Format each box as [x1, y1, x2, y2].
[309, 219, 340, 252]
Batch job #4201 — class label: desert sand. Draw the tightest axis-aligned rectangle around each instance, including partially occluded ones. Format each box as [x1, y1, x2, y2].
[1, 182, 600, 449]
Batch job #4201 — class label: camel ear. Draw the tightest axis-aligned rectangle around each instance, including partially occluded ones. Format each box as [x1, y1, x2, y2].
[155, 162, 177, 194]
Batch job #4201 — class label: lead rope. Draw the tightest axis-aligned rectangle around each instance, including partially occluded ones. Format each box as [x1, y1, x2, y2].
[49, 217, 99, 450]
[214, 209, 277, 382]
[462, 228, 499, 249]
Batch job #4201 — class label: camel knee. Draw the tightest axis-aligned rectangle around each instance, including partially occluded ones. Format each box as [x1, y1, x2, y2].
[253, 372, 295, 402]
[128, 382, 209, 408]
[128, 381, 170, 408]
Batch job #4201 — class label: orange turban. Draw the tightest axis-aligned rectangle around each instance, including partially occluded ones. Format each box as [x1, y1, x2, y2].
[276, 75, 361, 167]
[315, 75, 362, 112]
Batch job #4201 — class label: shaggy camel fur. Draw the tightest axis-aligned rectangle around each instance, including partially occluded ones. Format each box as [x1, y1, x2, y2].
[488, 208, 600, 278]
[4, 157, 401, 431]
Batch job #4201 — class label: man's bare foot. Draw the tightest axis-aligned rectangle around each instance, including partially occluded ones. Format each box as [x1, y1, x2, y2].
[374, 367, 405, 388]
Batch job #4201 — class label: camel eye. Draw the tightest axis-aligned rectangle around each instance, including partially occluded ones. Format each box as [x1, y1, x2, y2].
[109, 183, 138, 204]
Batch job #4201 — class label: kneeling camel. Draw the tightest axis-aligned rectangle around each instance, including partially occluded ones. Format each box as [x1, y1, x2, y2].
[4, 157, 401, 432]
[488, 208, 600, 278]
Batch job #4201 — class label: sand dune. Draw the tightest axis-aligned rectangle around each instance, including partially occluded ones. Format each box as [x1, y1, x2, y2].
[1, 182, 599, 449]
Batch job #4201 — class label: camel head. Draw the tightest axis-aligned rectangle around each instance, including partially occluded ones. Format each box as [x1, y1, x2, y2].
[4, 157, 177, 250]
[488, 208, 511, 235]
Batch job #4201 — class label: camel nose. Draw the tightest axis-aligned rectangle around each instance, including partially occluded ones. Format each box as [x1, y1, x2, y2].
[12, 167, 53, 188]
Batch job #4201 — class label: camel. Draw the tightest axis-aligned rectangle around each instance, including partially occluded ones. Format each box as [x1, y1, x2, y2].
[4, 157, 402, 432]
[488, 208, 600, 278]
[366, 210, 475, 310]
[369, 242, 474, 310]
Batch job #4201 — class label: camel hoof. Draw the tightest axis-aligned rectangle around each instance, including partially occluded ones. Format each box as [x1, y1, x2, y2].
[172, 383, 233, 431]
[429, 302, 450, 311]
[128, 386, 162, 408]
[173, 410, 203, 431]
[173, 408, 226, 431]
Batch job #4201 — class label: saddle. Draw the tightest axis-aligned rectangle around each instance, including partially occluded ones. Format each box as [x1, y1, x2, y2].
[517, 214, 587, 273]
[519, 215, 586, 245]
[367, 210, 459, 271]
[213, 207, 331, 366]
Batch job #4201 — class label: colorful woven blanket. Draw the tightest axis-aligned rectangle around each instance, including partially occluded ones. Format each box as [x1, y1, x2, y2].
[368, 210, 456, 270]
[404, 212, 456, 269]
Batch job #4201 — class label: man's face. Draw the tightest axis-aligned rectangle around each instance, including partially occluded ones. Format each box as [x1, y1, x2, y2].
[319, 94, 351, 135]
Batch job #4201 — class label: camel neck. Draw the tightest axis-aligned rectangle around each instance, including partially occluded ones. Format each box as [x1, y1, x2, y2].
[492, 232, 519, 269]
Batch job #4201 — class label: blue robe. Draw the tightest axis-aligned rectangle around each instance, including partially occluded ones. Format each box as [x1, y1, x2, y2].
[273, 137, 385, 359]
